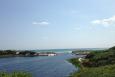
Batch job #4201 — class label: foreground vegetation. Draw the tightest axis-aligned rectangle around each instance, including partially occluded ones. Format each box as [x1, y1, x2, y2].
[70, 64, 115, 77]
[69, 46, 115, 77]
[0, 71, 32, 77]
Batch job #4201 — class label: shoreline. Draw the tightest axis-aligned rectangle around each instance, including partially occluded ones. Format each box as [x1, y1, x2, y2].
[68, 46, 115, 77]
[0, 53, 76, 77]
[0, 50, 56, 58]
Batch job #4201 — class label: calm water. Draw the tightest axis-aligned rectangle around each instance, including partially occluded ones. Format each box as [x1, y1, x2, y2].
[33, 48, 106, 53]
[0, 53, 78, 77]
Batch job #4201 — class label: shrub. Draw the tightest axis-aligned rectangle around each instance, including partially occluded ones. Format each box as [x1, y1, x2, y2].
[0, 71, 32, 77]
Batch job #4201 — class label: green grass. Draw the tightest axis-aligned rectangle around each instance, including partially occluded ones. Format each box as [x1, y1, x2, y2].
[69, 46, 115, 77]
[70, 64, 115, 77]
[68, 58, 80, 67]
[0, 71, 32, 77]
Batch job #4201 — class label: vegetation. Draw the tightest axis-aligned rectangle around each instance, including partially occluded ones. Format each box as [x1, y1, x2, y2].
[0, 50, 16, 55]
[0, 50, 56, 57]
[72, 50, 91, 55]
[0, 71, 32, 77]
[69, 46, 115, 77]
[68, 58, 82, 68]
[84, 48, 115, 67]
[70, 64, 115, 77]
[0, 50, 35, 56]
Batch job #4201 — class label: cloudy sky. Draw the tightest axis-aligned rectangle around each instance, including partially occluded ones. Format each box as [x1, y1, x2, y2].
[0, 0, 115, 49]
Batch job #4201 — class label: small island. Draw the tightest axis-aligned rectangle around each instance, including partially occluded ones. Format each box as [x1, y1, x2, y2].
[0, 50, 56, 58]
[69, 46, 115, 77]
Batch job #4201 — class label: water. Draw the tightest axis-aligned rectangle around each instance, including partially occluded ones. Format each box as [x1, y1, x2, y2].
[33, 49, 76, 53]
[0, 53, 77, 77]
[33, 48, 106, 53]
[0, 48, 104, 77]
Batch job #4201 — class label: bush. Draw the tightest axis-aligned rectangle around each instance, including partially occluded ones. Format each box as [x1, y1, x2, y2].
[70, 46, 115, 77]
[0, 71, 32, 77]
[70, 64, 115, 77]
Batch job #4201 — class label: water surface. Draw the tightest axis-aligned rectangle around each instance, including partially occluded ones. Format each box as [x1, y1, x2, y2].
[0, 53, 77, 77]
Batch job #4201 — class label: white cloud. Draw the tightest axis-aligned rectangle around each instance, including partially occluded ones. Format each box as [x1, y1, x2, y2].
[91, 15, 115, 27]
[32, 21, 49, 25]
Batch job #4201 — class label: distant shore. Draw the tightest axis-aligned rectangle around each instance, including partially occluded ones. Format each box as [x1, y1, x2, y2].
[0, 50, 56, 58]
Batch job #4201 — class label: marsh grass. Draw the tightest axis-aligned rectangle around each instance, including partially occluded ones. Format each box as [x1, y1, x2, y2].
[0, 71, 32, 77]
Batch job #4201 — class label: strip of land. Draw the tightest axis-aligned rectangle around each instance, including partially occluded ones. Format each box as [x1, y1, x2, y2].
[0, 50, 56, 57]
[69, 46, 115, 77]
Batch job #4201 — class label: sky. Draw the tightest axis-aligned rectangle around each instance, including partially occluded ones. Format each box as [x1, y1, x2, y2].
[0, 0, 115, 49]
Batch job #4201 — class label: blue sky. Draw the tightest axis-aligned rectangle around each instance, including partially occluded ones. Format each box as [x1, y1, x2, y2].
[0, 0, 115, 49]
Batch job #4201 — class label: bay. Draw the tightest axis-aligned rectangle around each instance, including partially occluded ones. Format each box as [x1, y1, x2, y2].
[0, 53, 77, 77]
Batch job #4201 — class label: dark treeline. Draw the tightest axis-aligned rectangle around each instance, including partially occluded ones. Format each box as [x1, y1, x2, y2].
[0, 50, 56, 57]
[0, 50, 36, 56]
[0, 50, 16, 55]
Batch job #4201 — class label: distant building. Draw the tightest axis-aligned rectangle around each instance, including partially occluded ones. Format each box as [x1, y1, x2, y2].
[16, 52, 20, 55]
[48, 53, 56, 56]
[37, 52, 56, 56]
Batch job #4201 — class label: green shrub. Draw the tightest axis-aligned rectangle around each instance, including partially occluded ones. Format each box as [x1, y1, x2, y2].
[70, 46, 115, 77]
[70, 64, 115, 77]
[0, 71, 32, 77]
[68, 58, 82, 68]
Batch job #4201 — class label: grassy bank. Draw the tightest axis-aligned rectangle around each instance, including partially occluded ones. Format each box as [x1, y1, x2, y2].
[70, 64, 115, 77]
[69, 46, 115, 77]
[0, 71, 32, 77]
[68, 58, 82, 68]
